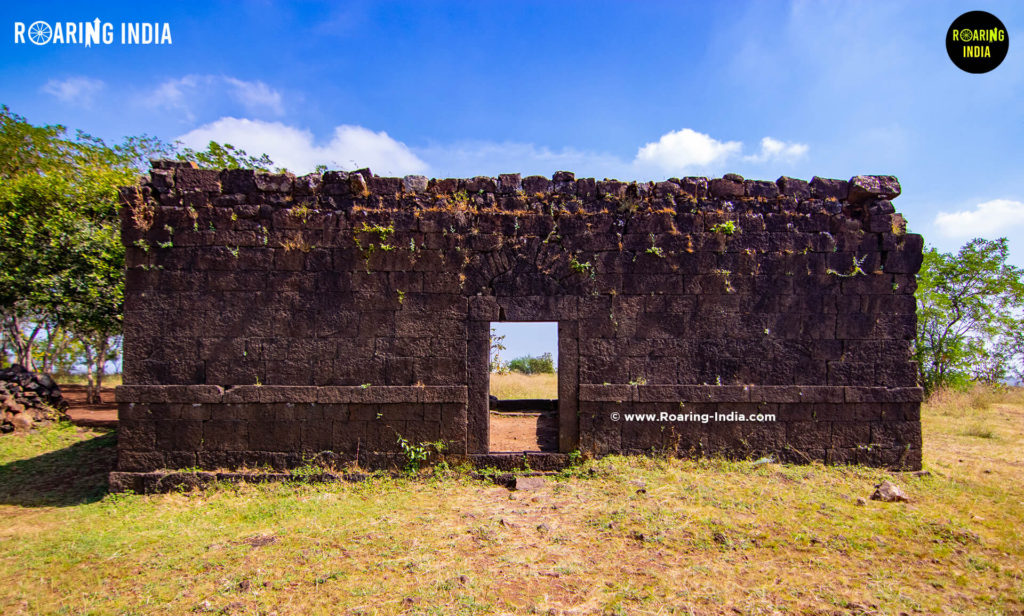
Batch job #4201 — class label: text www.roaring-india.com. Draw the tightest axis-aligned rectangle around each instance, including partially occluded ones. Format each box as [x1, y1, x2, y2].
[614, 411, 776, 423]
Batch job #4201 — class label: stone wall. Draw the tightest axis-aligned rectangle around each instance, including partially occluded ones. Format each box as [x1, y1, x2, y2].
[113, 163, 923, 478]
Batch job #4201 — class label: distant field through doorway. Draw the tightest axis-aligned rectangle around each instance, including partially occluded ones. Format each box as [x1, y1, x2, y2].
[488, 322, 559, 453]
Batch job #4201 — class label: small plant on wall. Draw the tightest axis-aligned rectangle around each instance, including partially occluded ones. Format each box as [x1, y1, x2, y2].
[710, 221, 736, 235]
[353, 221, 395, 270]
[396, 435, 447, 473]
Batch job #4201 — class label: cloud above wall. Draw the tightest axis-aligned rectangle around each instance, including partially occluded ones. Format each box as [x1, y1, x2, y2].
[633, 130, 807, 175]
[176, 117, 428, 176]
[42, 76, 106, 106]
[634, 128, 742, 173]
[742, 136, 809, 163]
[177, 118, 807, 180]
[142, 75, 284, 119]
[934, 199, 1024, 238]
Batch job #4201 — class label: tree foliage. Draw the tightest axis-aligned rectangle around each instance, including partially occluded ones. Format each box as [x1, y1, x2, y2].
[0, 106, 144, 382]
[489, 327, 508, 374]
[177, 141, 274, 172]
[0, 106, 274, 400]
[507, 353, 555, 375]
[914, 238, 1024, 392]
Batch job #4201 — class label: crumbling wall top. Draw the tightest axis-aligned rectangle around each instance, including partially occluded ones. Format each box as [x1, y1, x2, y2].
[131, 161, 903, 224]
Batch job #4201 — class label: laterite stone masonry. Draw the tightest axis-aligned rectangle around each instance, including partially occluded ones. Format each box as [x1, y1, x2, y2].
[110, 163, 923, 489]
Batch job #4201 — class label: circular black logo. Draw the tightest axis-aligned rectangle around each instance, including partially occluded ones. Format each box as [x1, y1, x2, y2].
[946, 11, 1009, 73]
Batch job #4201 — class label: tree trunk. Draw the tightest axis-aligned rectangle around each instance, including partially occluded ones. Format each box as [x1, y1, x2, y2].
[82, 334, 109, 404]
[49, 330, 73, 375]
[4, 315, 40, 371]
[91, 336, 108, 404]
[83, 339, 97, 404]
[38, 322, 53, 373]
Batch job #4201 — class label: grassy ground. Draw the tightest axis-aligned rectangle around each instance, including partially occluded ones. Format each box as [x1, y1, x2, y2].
[490, 372, 558, 399]
[1, 389, 1023, 614]
[53, 373, 123, 387]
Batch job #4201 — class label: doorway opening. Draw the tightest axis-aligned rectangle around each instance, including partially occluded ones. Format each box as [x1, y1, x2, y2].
[488, 322, 558, 453]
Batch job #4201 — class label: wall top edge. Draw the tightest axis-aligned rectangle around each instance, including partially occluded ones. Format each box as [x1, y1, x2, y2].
[125, 162, 902, 207]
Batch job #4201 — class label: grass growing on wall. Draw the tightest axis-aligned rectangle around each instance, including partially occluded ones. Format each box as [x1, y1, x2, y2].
[0, 388, 1023, 614]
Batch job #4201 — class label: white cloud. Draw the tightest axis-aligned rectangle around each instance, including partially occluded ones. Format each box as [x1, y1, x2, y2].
[175, 119, 808, 181]
[631, 129, 808, 176]
[634, 128, 742, 173]
[41, 76, 105, 106]
[143, 75, 284, 119]
[224, 78, 284, 115]
[743, 136, 809, 163]
[176, 117, 428, 175]
[934, 199, 1024, 238]
[145, 75, 201, 117]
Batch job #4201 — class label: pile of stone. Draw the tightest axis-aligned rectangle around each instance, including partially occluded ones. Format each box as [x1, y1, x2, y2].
[0, 364, 67, 433]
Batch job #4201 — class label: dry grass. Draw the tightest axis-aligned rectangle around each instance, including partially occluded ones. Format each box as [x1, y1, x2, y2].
[925, 384, 1024, 416]
[923, 384, 1024, 487]
[1, 388, 1023, 614]
[490, 372, 557, 399]
[53, 373, 123, 387]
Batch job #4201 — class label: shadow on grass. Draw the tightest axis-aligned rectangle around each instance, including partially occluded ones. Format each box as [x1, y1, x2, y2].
[0, 429, 117, 507]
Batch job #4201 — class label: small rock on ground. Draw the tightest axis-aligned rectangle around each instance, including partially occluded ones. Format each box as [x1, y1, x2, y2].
[514, 476, 546, 491]
[871, 480, 908, 502]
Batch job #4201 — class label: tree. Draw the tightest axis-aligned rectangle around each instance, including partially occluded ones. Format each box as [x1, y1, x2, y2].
[914, 238, 1024, 392]
[0, 106, 276, 401]
[177, 141, 274, 172]
[31, 322, 80, 375]
[507, 353, 556, 375]
[0, 106, 155, 400]
[489, 327, 508, 374]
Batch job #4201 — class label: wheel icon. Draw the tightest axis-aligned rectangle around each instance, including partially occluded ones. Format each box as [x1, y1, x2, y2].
[959, 28, 973, 43]
[28, 21, 52, 45]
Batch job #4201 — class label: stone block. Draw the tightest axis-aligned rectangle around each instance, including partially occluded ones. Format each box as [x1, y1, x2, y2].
[848, 175, 901, 203]
[709, 177, 744, 198]
[176, 168, 221, 193]
[776, 176, 810, 199]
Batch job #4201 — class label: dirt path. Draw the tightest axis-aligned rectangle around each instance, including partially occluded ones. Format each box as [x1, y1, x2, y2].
[61, 385, 118, 428]
[489, 411, 558, 452]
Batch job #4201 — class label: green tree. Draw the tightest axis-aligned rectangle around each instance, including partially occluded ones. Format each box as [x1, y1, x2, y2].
[177, 141, 274, 171]
[507, 353, 555, 375]
[31, 322, 81, 375]
[914, 238, 1024, 392]
[0, 106, 276, 401]
[0, 106, 155, 400]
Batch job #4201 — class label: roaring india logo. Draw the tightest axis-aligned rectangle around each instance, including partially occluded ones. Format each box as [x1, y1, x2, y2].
[13, 18, 172, 46]
[945, 11, 1009, 74]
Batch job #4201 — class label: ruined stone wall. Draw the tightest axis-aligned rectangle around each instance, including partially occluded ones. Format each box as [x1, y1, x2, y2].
[114, 163, 923, 478]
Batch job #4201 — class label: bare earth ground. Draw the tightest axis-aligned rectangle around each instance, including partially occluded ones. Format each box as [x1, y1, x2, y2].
[489, 411, 559, 452]
[0, 380, 1023, 615]
[61, 385, 118, 428]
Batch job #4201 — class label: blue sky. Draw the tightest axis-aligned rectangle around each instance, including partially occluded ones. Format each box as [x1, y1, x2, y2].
[2, 1, 1022, 362]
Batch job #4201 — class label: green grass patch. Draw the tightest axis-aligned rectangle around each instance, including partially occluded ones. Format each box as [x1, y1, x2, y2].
[1, 388, 1023, 614]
